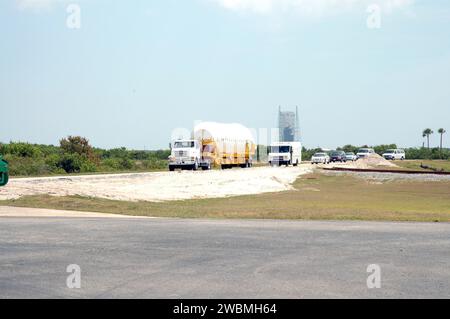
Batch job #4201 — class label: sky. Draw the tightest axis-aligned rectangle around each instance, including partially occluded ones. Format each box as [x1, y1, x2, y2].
[0, 0, 449, 150]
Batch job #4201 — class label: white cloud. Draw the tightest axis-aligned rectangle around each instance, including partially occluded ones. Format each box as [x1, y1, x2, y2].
[214, 0, 414, 15]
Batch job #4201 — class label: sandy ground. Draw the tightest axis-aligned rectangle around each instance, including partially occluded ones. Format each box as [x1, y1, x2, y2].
[0, 165, 313, 202]
[315, 153, 398, 169]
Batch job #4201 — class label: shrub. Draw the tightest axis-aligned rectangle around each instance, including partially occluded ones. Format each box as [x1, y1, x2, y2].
[60, 136, 99, 163]
[57, 153, 96, 173]
[2, 142, 42, 158]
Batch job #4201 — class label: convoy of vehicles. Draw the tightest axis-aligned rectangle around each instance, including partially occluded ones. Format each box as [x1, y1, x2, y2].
[268, 142, 302, 167]
[0, 155, 9, 187]
[382, 149, 405, 160]
[168, 121, 404, 171]
[311, 152, 330, 164]
[169, 122, 256, 171]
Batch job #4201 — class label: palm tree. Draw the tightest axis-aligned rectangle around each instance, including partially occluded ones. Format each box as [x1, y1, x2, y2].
[422, 128, 433, 149]
[438, 128, 446, 155]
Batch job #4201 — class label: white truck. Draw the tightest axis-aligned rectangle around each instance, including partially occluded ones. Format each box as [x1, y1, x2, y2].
[168, 140, 211, 171]
[268, 142, 302, 167]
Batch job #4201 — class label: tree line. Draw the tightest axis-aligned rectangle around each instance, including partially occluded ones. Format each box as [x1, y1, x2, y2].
[0, 136, 170, 176]
[1, 135, 448, 176]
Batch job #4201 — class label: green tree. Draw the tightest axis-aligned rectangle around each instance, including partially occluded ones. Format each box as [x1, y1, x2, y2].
[422, 128, 433, 149]
[60, 136, 98, 163]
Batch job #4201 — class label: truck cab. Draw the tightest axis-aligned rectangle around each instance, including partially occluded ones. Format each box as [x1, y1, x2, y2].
[169, 140, 211, 171]
[268, 142, 301, 167]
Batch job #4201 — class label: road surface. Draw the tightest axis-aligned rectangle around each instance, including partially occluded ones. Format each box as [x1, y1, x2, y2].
[0, 207, 449, 298]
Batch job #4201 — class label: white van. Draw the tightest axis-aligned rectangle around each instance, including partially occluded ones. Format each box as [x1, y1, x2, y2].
[268, 142, 302, 166]
[356, 148, 375, 159]
[382, 149, 405, 160]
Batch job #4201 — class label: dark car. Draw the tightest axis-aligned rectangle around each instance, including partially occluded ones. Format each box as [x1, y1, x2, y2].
[329, 150, 347, 163]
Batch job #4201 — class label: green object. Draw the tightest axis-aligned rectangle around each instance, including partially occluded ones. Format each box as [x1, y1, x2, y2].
[0, 155, 9, 186]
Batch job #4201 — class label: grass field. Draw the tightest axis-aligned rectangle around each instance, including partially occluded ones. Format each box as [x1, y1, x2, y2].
[394, 160, 450, 172]
[2, 172, 449, 222]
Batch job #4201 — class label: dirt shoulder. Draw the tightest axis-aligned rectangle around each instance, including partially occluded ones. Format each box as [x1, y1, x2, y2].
[2, 172, 449, 222]
[0, 165, 313, 202]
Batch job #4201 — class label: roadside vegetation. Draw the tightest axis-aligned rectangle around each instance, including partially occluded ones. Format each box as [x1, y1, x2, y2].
[0, 137, 169, 176]
[2, 172, 449, 222]
[1, 138, 448, 177]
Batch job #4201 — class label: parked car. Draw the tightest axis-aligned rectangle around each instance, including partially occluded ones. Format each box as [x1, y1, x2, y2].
[330, 150, 347, 162]
[356, 148, 375, 159]
[345, 152, 357, 161]
[382, 149, 405, 160]
[311, 152, 330, 164]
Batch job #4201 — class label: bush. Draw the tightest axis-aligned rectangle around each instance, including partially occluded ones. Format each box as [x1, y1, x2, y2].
[3, 155, 53, 176]
[2, 142, 42, 158]
[57, 153, 97, 173]
[101, 158, 122, 171]
[119, 158, 134, 170]
[405, 147, 449, 160]
[60, 136, 98, 163]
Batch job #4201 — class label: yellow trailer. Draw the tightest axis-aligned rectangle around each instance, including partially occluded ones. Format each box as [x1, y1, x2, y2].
[194, 122, 256, 169]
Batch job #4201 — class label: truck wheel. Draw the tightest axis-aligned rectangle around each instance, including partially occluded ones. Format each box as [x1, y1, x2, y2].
[293, 160, 298, 167]
[169, 166, 175, 172]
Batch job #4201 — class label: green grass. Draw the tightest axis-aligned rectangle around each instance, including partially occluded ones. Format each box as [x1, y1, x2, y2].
[394, 160, 450, 172]
[2, 172, 450, 222]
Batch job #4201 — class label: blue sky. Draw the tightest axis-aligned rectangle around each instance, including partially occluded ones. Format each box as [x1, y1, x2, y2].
[1, 0, 449, 149]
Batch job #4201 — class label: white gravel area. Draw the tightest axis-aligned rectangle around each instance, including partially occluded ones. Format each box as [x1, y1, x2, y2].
[0, 165, 313, 202]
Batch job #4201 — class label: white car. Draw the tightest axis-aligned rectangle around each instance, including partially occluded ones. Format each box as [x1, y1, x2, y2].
[345, 152, 357, 161]
[382, 149, 405, 160]
[356, 148, 375, 159]
[311, 152, 330, 164]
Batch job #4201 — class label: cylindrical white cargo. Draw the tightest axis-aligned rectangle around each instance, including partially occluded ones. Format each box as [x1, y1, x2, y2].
[193, 122, 256, 166]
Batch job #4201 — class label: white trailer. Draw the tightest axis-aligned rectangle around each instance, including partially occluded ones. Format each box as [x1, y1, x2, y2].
[268, 142, 302, 167]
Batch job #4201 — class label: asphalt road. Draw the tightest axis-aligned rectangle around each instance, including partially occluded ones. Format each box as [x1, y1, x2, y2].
[1, 208, 449, 298]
